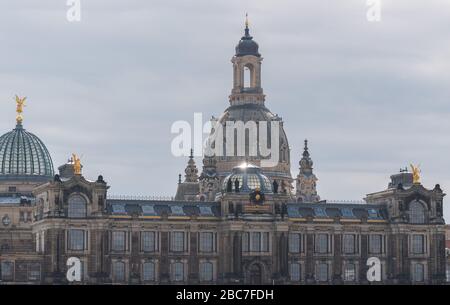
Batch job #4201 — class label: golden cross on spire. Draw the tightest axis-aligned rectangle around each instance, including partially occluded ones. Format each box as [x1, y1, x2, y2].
[14, 95, 27, 125]
[245, 13, 249, 28]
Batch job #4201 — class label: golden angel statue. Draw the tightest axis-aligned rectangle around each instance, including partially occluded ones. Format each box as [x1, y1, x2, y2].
[410, 164, 421, 184]
[14, 95, 27, 123]
[72, 154, 82, 175]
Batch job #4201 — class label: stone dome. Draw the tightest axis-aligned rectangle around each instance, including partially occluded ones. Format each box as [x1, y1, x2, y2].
[207, 103, 291, 181]
[235, 26, 260, 57]
[222, 163, 273, 193]
[0, 123, 54, 181]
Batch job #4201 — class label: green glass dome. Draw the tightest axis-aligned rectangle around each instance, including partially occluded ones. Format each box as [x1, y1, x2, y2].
[0, 123, 54, 181]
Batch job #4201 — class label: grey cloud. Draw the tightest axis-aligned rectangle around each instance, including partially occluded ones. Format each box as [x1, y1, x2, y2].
[0, 0, 449, 218]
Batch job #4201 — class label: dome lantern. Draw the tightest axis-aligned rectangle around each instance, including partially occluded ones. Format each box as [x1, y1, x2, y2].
[235, 14, 261, 58]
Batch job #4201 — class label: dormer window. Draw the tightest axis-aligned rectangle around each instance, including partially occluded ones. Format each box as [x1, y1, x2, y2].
[314, 207, 327, 218]
[367, 209, 380, 219]
[170, 205, 185, 216]
[341, 208, 354, 218]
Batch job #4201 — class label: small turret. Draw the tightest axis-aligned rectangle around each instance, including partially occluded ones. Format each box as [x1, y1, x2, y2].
[174, 149, 200, 201]
[184, 149, 199, 183]
[296, 140, 320, 203]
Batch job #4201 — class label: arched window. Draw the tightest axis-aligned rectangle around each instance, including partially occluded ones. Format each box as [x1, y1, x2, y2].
[244, 66, 252, 88]
[68, 194, 87, 218]
[242, 63, 255, 90]
[409, 201, 425, 224]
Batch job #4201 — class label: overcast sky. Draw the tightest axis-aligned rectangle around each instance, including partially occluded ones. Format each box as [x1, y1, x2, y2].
[1, 0, 450, 218]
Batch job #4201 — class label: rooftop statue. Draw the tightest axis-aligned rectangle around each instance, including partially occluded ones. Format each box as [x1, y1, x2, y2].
[14, 95, 26, 124]
[410, 164, 421, 184]
[72, 153, 82, 175]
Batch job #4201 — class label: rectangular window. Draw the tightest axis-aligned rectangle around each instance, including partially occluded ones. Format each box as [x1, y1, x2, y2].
[242, 232, 269, 252]
[343, 234, 356, 254]
[170, 232, 186, 252]
[289, 262, 301, 281]
[344, 263, 356, 282]
[251, 232, 261, 252]
[68, 229, 86, 251]
[40, 232, 45, 252]
[369, 234, 382, 254]
[141, 232, 157, 252]
[113, 261, 125, 282]
[0, 261, 14, 281]
[412, 235, 425, 254]
[112, 231, 126, 252]
[246, 232, 270, 252]
[35, 232, 41, 253]
[142, 262, 155, 281]
[289, 233, 301, 253]
[171, 262, 184, 282]
[315, 234, 328, 254]
[317, 263, 328, 282]
[199, 232, 214, 253]
[261, 232, 269, 252]
[28, 263, 41, 282]
[199, 262, 214, 282]
[413, 263, 424, 282]
[447, 264, 450, 282]
[242, 232, 249, 252]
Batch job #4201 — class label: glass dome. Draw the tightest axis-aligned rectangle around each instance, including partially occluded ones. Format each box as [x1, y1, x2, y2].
[222, 163, 273, 193]
[0, 123, 54, 181]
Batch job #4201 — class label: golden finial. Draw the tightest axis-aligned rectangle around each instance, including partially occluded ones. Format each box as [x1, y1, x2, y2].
[14, 95, 27, 124]
[72, 153, 82, 175]
[410, 164, 421, 184]
[245, 13, 249, 28]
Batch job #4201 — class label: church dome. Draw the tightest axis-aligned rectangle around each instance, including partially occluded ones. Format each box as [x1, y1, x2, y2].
[208, 102, 291, 180]
[235, 25, 260, 57]
[222, 163, 273, 193]
[0, 123, 54, 181]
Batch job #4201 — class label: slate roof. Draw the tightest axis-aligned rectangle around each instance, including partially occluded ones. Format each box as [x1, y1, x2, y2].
[286, 202, 387, 221]
[106, 199, 220, 218]
[105, 199, 388, 222]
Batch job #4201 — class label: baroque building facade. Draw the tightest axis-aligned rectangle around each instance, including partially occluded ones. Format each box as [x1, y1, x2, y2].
[0, 21, 447, 285]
